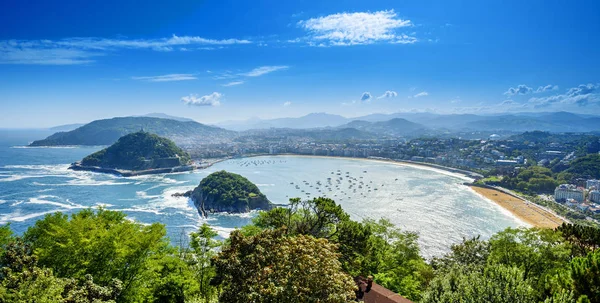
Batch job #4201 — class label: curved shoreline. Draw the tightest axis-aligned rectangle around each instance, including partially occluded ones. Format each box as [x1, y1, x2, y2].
[221, 153, 480, 182]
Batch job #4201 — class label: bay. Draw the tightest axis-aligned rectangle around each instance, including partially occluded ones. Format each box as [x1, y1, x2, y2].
[0, 131, 524, 258]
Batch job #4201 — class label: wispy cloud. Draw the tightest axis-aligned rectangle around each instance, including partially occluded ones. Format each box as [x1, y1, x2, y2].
[132, 73, 197, 82]
[240, 65, 289, 77]
[504, 84, 533, 96]
[297, 10, 416, 46]
[182, 92, 222, 107]
[535, 84, 558, 93]
[377, 90, 398, 99]
[283, 101, 292, 107]
[360, 92, 372, 102]
[0, 35, 251, 65]
[222, 81, 244, 87]
[414, 91, 428, 98]
[528, 83, 599, 108]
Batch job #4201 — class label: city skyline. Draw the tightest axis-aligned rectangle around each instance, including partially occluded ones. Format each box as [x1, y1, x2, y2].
[1, 0, 599, 128]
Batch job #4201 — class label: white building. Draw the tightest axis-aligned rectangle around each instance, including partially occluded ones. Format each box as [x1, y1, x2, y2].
[554, 184, 584, 202]
[586, 179, 600, 190]
[589, 190, 600, 203]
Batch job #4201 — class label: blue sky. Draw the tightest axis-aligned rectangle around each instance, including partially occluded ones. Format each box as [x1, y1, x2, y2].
[1, 0, 599, 128]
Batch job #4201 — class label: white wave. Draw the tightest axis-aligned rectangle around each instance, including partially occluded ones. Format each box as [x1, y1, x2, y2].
[0, 200, 6, 205]
[0, 174, 71, 182]
[10, 200, 24, 206]
[11, 146, 80, 149]
[3, 164, 71, 171]
[25, 196, 84, 210]
[256, 183, 275, 187]
[112, 208, 163, 215]
[0, 210, 58, 224]
[135, 191, 161, 199]
[211, 226, 236, 238]
[95, 202, 114, 208]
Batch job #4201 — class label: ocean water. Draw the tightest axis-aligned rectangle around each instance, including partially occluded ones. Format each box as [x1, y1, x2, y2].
[0, 131, 525, 258]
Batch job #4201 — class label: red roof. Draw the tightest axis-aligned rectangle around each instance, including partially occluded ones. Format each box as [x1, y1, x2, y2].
[364, 283, 413, 303]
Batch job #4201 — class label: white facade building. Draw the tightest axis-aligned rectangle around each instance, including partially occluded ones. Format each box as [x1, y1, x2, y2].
[554, 184, 584, 202]
[589, 190, 600, 203]
[586, 179, 600, 190]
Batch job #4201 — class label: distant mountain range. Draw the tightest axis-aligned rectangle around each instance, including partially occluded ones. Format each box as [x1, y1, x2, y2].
[336, 118, 427, 137]
[31, 117, 235, 147]
[216, 113, 349, 131]
[216, 111, 600, 133]
[33, 111, 599, 148]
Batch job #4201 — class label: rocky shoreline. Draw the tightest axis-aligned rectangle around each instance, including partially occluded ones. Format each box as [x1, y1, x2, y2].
[69, 162, 196, 177]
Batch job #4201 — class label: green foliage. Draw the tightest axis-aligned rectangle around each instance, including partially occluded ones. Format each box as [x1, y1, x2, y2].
[556, 223, 600, 257]
[213, 228, 356, 303]
[186, 224, 220, 302]
[194, 170, 270, 211]
[0, 239, 121, 303]
[500, 166, 558, 194]
[569, 249, 600, 302]
[488, 228, 571, 297]
[361, 218, 432, 301]
[564, 154, 600, 180]
[81, 131, 190, 170]
[431, 236, 490, 271]
[422, 264, 538, 303]
[22, 209, 201, 302]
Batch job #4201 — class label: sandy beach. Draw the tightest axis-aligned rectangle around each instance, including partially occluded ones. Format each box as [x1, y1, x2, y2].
[470, 186, 564, 229]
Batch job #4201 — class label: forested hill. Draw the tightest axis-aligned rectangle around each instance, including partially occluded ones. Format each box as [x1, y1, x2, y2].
[80, 131, 191, 171]
[191, 170, 272, 214]
[29, 117, 236, 147]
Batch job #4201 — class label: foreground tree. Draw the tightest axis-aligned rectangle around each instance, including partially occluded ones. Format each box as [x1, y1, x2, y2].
[422, 264, 537, 303]
[213, 228, 356, 303]
[22, 209, 198, 302]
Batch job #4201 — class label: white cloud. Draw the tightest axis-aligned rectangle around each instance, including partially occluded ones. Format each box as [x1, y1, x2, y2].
[132, 73, 196, 82]
[222, 81, 244, 87]
[297, 10, 416, 46]
[360, 92, 372, 102]
[240, 65, 289, 77]
[181, 92, 222, 107]
[535, 85, 558, 93]
[0, 35, 251, 65]
[450, 96, 461, 104]
[283, 101, 292, 107]
[504, 84, 533, 96]
[500, 99, 516, 105]
[414, 91, 428, 98]
[528, 83, 599, 108]
[377, 90, 398, 99]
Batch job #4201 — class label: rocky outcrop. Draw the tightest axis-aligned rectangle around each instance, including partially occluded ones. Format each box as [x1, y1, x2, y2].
[191, 187, 272, 217]
[187, 170, 273, 217]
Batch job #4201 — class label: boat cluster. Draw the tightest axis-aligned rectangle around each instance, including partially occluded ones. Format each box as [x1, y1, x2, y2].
[288, 169, 403, 201]
[233, 159, 288, 167]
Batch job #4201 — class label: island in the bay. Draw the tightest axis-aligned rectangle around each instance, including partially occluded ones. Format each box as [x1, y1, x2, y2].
[183, 170, 274, 216]
[69, 131, 194, 177]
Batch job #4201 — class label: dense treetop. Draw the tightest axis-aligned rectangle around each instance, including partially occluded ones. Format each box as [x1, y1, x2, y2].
[1, 201, 600, 302]
[80, 131, 191, 171]
[193, 170, 270, 211]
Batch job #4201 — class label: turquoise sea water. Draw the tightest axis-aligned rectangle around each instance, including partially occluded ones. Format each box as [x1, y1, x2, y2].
[0, 131, 525, 258]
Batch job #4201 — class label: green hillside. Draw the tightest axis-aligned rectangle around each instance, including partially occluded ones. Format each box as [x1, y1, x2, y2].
[29, 116, 236, 147]
[80, 131, 191, 171]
